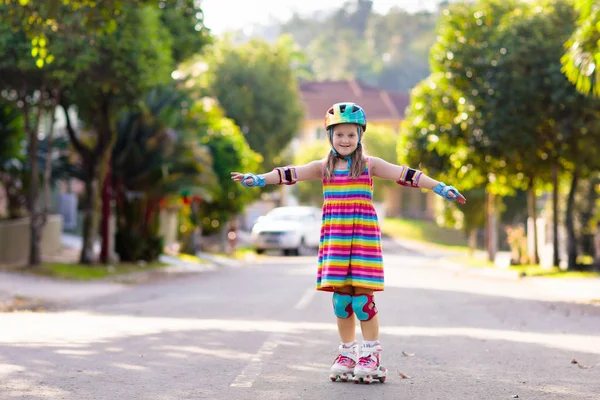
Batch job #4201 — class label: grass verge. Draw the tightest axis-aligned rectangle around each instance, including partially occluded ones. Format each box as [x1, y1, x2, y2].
[508, 265, 600, 279]
[446, 256, 600, 278]
[12, 261, 169, 281]
[174, 253, 210, 264]
[382, 218, 471, 251]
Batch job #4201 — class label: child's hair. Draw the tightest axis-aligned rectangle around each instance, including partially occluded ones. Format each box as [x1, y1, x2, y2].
[323, 139, 368, 180]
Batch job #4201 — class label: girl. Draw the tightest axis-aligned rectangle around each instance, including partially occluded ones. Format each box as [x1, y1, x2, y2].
[231, 102, 466, 384]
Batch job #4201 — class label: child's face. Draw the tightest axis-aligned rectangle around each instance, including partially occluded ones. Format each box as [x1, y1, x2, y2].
[331, 124, 359, 156]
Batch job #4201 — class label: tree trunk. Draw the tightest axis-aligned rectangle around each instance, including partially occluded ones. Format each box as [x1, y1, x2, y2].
[486, 192, 497, 262]
[565, 168, 580, 270]
[96, 97, 116, 264]
[527, 179, 539, 265]
[100, 161, 112, 264]
[552, 166, 559, 267]
[23, 96, 45, 267]
[80, 171, 100, 264]
[594, 227, 600, 269]
[468, 228, 477, 257]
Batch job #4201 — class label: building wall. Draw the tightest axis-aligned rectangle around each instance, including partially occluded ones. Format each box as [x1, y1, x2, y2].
[0, 184, 6, 219]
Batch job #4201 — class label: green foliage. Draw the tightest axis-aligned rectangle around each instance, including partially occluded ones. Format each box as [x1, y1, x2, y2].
[417, 0, 600, 190]
[278, 2, 438, 90]
[382, 217, 469, 249]
[399, 73, 492, 192]
[201, 36, 304, 171]
[0, 102, 25, 163]
[158, 0, 212, 64]
[561, 0, 600, 97]
[57, 4, 174, 113]
[293, 141, 329, 206]
[111, 87, 216, 261]
[0, 102, 27, 219]
[1, 0, 149, 68]
[363, 125, 400, 202]
[185, 102, 262, 235]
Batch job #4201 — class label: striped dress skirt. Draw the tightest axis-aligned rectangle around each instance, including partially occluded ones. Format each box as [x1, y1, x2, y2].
[316, 162, 384, 292]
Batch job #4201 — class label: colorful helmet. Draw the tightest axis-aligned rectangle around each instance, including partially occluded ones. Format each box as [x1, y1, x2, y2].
[324, 102, 367, 132]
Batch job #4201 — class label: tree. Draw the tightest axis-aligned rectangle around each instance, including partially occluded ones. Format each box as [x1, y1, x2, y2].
[184, 102, 262, 238]
[293, 141, 329, 207]
[363, 125, 401, 203]
[2, 0, 150, 67]
[55, 4, 175, 263]
[276, 1, 438, 91]
[111, 88, 216, 261]
[399, 73, 495, 255]
[561, 0, 600, 97]
[0, 101, 27, 219]
[1, 0, 179, 265]
[410, 0, 600, 267]
[201, 36, 304, 172]
[0, 11, 60, 266]
[427, 0, 569, 263]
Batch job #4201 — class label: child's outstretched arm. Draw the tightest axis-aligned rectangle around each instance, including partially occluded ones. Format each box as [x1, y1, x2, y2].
[231, 160, 323, 188]
[370, 157, 466, 204]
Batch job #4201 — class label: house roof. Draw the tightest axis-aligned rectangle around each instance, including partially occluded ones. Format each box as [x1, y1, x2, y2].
[299, 80, 410, 122]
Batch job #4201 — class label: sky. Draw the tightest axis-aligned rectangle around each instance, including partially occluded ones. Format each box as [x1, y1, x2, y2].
[201, 0, 442, 35]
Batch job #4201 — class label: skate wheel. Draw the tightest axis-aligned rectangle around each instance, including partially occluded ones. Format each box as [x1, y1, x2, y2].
[379, 376, 386, 383]
[330, 376, 337, 382]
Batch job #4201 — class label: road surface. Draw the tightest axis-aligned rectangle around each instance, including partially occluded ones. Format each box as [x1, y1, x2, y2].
[1, 245, 599, 399]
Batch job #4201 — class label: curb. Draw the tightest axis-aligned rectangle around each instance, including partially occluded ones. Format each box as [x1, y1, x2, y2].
[438, 259, 523, 281]
[195, 252, 244, 268]
[438, 258, 600, 303]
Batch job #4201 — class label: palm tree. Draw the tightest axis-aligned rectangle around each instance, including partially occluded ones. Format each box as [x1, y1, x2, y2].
[562, 0, 600, 97]
[111, 87, 215, 261]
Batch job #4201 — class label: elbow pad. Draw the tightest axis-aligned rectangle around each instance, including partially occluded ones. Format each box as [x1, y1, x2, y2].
[396, 166, 422, 188]
[273, 165, 297, 185]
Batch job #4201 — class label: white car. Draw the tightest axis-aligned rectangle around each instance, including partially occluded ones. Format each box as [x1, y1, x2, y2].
[251, 206, 322, 256]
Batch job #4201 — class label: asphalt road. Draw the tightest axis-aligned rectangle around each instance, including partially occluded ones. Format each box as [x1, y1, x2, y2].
[1, 245, 599, 400]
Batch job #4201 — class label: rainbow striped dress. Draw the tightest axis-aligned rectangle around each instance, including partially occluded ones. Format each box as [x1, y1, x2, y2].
[316, 158, 384, 292]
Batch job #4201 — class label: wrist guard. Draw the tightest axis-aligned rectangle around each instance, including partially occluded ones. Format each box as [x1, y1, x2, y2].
[240, 173, 266, 188]
[433, 182, 459, 201]
[273, 165, 297, 185]
[396, 166, 422, 188]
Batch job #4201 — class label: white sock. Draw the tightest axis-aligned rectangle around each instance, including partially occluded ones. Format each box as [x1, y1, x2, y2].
[342, 341, 355, 347]
[363, 340, 378, 347]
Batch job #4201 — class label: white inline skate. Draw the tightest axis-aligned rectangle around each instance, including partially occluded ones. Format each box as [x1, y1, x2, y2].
[353, 341, 387, 384]
[329, 341, 359, 382]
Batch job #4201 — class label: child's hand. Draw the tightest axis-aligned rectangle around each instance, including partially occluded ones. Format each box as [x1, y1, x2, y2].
[448, 191, 467, 204]
[231, 172, 253, 186]
[433, 182, 467, 204]
[231, 172, 266, 188]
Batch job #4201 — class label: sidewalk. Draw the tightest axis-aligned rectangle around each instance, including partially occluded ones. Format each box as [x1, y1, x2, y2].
[0, 235, 217, 311]
[386, 235, 600, 303]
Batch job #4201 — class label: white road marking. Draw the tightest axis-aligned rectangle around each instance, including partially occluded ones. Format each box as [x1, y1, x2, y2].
[294, 287, 316, 310]
[230, 333, 284, 388]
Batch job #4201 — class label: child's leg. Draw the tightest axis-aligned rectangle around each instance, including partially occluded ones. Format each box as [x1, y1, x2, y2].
[352, 287, 387, 383]
[353, 288, 379, 340]
[333, 286, 356, 342]
[330, 286, 359, 381]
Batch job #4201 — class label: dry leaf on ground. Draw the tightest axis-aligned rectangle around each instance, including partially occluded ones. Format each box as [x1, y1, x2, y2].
[402, 351, 415, 357]
[571, 359, 596, 369]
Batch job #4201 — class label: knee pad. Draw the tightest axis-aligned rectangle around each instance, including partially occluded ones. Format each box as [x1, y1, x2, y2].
[332, 292, 354, 319]
[352, 294, 378, 321]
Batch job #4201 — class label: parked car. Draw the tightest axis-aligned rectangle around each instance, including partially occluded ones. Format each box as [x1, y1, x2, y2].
[251, 206, 322, 256]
